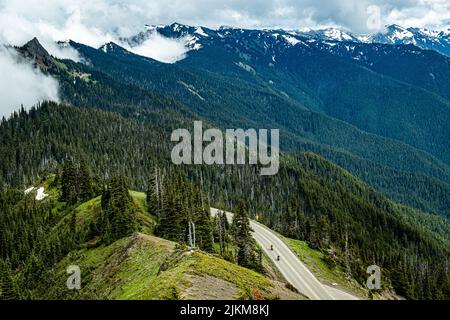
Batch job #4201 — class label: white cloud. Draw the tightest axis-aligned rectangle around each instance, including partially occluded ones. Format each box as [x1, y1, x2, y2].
[0, 10, 82, 61]
[0, 0, 448, 49]
[0, 0, 194, 63]
[126, 32, 189, 63]
[0, 47, 59, 118]
[384, 1, 450, 31]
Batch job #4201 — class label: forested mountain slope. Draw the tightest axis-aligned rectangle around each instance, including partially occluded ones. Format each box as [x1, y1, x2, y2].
[0, 102, 449, 299]
[171, 27, 450, 164]
[0, 178, 301, 300]
[51, 39, 450, 219]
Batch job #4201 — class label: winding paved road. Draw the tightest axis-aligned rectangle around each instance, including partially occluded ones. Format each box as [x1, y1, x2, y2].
[211, 208, 359, 300]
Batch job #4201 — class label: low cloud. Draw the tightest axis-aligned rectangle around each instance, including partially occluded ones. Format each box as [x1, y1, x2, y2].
[126, 32, 190, 63]
[0, 9, 84, 61]
[0, 47, 59, 118]
[0, 2, 191, 63]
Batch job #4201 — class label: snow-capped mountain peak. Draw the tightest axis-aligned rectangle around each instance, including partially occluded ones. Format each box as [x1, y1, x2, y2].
[323, 28, 355, 41]
[282, 34, 301, 46]
[291, 27, 359, 43]
[195, 27, 209, 37]
[385, 24, 415, 41]
[368, 24, 450, 56]
[117, 23, 450, 64]
[99, 42, 130, 54]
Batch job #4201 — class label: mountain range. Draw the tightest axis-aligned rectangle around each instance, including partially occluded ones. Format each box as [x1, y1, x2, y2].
[50, 23, 450, 216]
[3, 23, 449, 220]
[129, 23, 450, 57]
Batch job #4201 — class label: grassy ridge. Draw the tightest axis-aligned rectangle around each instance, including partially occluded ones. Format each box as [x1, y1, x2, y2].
[31, 189, 303, 300]
[37, 233, 303, 300]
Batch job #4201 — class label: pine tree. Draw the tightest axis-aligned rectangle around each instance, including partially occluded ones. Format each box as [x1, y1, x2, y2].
[191, 190, 214, 252]
[156, 191, 184, 242]
[147, 168, 162, 216]
[286, 193, 301, 238]
[231, 200, 257, 269]
[0, 261, 19, 300]
[61, 158, 96, 205]
[215, 211, 230, 257]
[69, 211, 77, 239]
[78, 159, 93, 202]
[61, 159, 77, 204]
[100, 176, 137, 243]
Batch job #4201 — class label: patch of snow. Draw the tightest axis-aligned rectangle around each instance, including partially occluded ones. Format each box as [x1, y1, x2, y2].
[283, 35, 300, 46]
[235, 62, 256, 74]
[178, 81, 205, 101]
[418, 28, 440, 38]
[357, 35, 371, 43]
[144, 24, 165, 31]
[195, 27, 208, 37]
[185, 35, 202, 50]
[192, 43, 202, 50]
[173, 23, 182, 32]
[324, 29, 353, 41]
[100, 43, 118, 53]
[345, 44, 355, 52]
[35, 187, 48, 201]
[323, 41, 337, 47]
[389, 28, 414, 41]
[24, 187, 35, 195]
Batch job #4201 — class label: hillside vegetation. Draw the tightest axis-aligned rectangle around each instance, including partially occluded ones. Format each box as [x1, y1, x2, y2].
[0, 178, 302, 300]
[5, 38, 450, 221]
